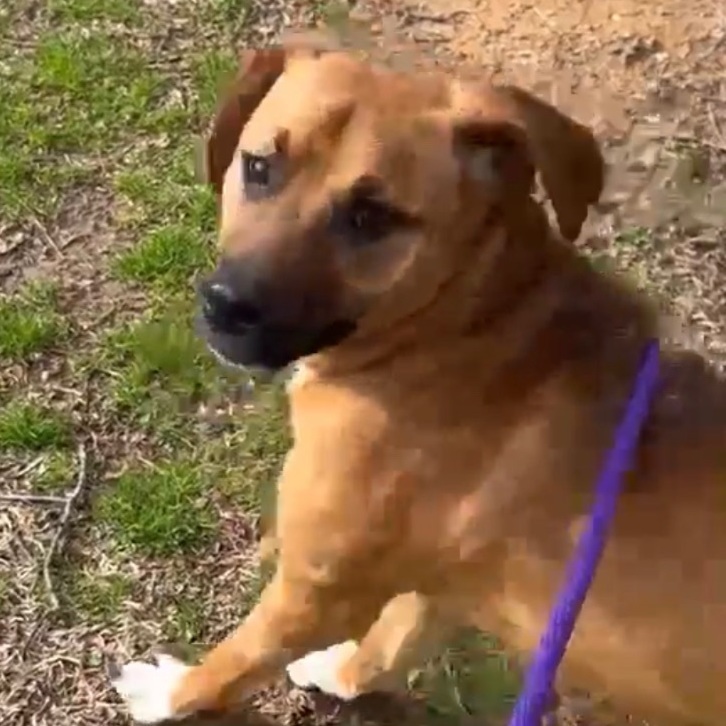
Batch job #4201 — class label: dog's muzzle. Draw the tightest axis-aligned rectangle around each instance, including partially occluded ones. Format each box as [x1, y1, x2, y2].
[196, 262, 356, 372]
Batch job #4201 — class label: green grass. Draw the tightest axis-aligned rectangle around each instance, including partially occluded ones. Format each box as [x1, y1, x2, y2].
[30, 32, 184, 149]
[96, 304, 220, 428]
[0, 402, 71, 451]
[414, 631, 521, 722]
[0, 573, 10, 614]
[48, 0, 143, 24]
[113, 225, 213, 291]
[113, 143, 218, 229]
[112, 142, 217, 293]
[0, 23, 185, 219]
[314, 0, 350, 27]
[200, 0, 253, 32]
[33, 450, 76, 491]
[165, 596, 208, 643]
[96, 460, 217, 557]
[0, 283, 67, 361]
[190, 49, 238, 118]
[64, 570, 134, 622]
[615, 226, 652, 248]
[212, 388, 290, 514]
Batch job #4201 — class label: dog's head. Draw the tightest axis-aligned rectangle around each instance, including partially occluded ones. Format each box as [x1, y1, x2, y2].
[197, 44, 604, 372]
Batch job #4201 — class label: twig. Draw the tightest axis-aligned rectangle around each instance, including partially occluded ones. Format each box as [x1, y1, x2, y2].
[443, 658, 472, 716]
[672, 132, 726, 153]
[14, 455, 47, 479]
[42, 443, 89, 610]
[21, 618, 48, 659]
[707, 103, 726, 150]
[0, 493, 67, 505]
[28, 213, 63, 257]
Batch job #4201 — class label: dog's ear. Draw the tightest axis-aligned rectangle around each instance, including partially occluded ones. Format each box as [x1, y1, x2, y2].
[453, 119, 536, 203]
[204, 48, 287, 196]
[451, 84, 605, 241]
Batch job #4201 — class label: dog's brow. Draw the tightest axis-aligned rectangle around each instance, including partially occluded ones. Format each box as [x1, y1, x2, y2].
[245, 128, 288, 158]
[350, 174, 384, 198]
[340, 175, 421, 227]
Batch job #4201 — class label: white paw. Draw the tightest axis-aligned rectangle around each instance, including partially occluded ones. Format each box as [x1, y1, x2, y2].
[286, 640, 359, 700]
[110, 654, 191, 724]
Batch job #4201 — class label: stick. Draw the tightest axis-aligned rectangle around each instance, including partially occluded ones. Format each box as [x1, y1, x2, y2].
[672, 132, 726, 153]
[0, 493, 67, 505]
[28, 213, 63, 257]
[42, 443, 89, 610]
[707, 103, 726, 151]
[15, 454, 47, 479]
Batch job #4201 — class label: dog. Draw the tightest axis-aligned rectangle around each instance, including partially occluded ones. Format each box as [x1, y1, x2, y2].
[111, 42, 726, 726]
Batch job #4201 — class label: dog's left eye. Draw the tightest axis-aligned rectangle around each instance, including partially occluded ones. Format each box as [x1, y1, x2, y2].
[242, 153, 270, 190]
[338, 196, 402, 245]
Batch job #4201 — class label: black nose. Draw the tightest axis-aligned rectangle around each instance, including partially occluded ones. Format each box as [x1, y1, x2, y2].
[200, 280, 262, 334]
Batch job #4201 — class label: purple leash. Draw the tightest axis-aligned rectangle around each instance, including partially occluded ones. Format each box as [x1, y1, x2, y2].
[508, 339, 661, 726]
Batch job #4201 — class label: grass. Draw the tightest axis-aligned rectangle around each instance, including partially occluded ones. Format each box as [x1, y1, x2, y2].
[166, 596, 208, 643]
[113, 225, 213, 291]
[64, 570, 134, 622]
[615, 226, 652, 248]
[0, 24, 185, 220]
[113, 143, 218, 231]
[190, 49, 239, 119]
[0, 283, 67, 361]
[96, 304, 221, 432]
[0, 573, 9, 613]
[414, 632, 520, 723]
[314, 0, 350, 27]
[213, 387, 290, 512]
[48, 0, 143, 24]
[96, 460, 217, 557]
[0, 401, 71, 451]
[33, 450, 77, 491]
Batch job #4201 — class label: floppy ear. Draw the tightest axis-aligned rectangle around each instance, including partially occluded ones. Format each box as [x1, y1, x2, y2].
[453, 119, 536, 203]
[204, 48, 287, 196]
[452, 84, 605, 242]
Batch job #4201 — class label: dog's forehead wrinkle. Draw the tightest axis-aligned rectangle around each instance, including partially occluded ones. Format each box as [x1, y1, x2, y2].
[359, 119, 457, 215]
[241, 75, 356, 158]
[278, 55, 449, 126]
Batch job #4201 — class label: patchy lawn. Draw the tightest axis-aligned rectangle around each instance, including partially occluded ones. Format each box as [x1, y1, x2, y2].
[0, 0, 300, 724]
[1, 0, 724, 725]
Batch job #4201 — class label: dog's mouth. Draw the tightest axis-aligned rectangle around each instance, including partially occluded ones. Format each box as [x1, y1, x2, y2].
[196, 313, 357, 374]
[207, 343, 254, 373]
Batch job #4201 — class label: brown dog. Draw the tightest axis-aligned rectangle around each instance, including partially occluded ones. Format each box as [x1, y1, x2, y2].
[111, 44, 726, 726]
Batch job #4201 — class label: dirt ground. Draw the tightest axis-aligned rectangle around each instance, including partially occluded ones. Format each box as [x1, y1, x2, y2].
[0, 1, 724, 726]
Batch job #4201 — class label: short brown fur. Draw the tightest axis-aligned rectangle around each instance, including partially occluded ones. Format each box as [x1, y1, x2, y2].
[177, 45, 726, 725]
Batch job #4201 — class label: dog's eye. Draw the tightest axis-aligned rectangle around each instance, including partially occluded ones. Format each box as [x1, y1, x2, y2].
[242, 153, 269, 188]
[338, 197, 401, 245]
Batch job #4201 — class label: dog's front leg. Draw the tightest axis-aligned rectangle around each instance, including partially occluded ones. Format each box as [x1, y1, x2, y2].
[287, 591, 453, 700]
[111, 567, 387, 723]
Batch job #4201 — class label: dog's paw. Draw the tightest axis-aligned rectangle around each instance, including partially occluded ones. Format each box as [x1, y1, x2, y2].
[110, 654, 191, 723]
[286, 640, 359, 700]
